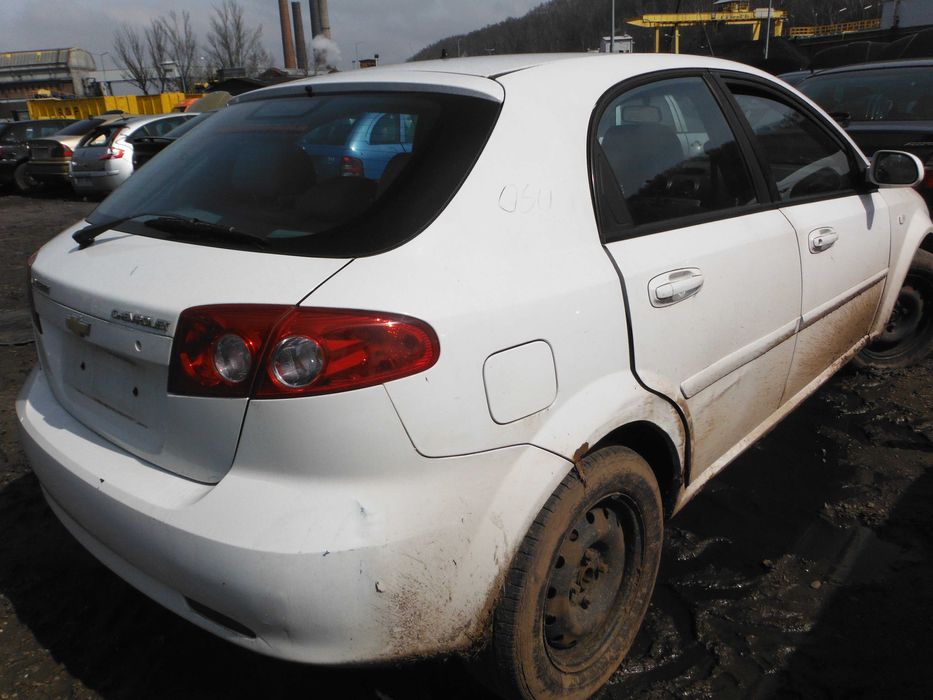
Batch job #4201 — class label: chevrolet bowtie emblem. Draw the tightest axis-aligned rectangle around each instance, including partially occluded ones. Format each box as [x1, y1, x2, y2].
[66, 316, 92, 338]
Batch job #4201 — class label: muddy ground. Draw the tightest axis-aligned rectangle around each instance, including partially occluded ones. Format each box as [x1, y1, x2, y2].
[1, 190, 931, 699]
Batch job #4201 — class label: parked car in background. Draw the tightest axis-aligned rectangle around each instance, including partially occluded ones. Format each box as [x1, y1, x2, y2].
[0, 118, 75, 193]
[300, 109, 416, 179]
[798, 59, 933, 208]
[18, 54, 933, 700]
[26, 113, 127, 188]
[777, 69, 817, 87]
[69, 113, 195, 195]
[131, 111, 215, 170]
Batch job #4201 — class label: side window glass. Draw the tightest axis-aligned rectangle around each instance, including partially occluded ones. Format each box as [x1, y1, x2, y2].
[370, 113, 400, 145]
[149, 118, 183, 136]
[596, 76, 757, 228]
[730, 89, 854, 202]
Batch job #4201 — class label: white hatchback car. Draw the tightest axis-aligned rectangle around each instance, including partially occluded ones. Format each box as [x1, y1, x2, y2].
[17, 54, 933, 699]
[68, 113, 195, 195]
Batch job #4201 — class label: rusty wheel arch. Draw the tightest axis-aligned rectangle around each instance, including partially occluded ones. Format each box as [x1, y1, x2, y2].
[590, 421, 683, 519]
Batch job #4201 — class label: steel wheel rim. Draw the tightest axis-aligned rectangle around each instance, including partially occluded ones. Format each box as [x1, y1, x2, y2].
[543, 493, 644, 672]
[864, 274, 931, 360]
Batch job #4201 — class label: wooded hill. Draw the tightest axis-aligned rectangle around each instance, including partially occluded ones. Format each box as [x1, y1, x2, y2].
[410, 0, 877, 65]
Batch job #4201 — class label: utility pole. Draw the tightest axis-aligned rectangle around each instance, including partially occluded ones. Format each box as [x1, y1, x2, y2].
[610, 0, 615, 53]
[764, 0, 774, 60]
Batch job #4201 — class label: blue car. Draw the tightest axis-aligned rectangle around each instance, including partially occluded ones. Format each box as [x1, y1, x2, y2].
[301, 111, 416, 181]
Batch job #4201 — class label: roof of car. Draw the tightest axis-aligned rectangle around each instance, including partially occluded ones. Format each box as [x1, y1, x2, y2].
[804, 58, 933, 77]
[239, 53, 772, 104]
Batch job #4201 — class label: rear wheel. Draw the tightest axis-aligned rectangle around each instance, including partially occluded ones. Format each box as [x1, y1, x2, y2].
[489, 446, 663, 700]
[13, 162, 41, 194]
[854, 249, 933, 369]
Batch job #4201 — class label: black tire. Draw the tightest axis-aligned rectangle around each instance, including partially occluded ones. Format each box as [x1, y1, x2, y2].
[854, 249, 933, 370]
[13, 162, 42, 194]
[489, 446, 663, 700]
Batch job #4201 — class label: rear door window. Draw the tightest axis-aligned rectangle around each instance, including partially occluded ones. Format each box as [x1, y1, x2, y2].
[594, 75, 758, 232]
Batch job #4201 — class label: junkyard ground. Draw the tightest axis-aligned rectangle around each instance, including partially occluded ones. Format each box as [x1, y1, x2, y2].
[1, 190, 931, 699]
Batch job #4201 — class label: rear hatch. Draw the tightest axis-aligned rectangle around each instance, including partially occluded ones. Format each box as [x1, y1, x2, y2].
[30, 227, 349, 484]
[28, 82, 502, 484]
[70, 123, 127, 175]
[28, 138, 74, 163]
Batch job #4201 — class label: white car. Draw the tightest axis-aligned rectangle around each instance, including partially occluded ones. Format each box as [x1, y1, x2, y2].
[68, 113, 195, 195]
[17, 54, 933, 699]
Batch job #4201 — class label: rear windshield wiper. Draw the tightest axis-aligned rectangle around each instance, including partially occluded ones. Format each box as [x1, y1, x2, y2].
[141, 216, 269, 250]
[73, 214, 148, 249]
[73, 214, 268, 251]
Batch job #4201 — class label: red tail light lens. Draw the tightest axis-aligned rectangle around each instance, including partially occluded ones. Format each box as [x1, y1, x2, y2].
[340, 155, 364, 177]
[60, 145, 73, 158]
[168, 305, 440, 399]
[98, 148, 125, 161]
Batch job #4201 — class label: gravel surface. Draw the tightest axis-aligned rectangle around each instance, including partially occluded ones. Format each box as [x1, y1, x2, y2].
[1, 191, 931, 699]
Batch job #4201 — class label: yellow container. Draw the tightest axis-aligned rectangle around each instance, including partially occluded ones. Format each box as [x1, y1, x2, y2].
[136, 92, 188, 114]
[27, 92, 196, 120]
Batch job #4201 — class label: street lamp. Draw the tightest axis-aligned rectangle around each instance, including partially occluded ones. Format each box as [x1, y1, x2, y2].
[354, 41, 365, 69]
[95, 51, 110, 96]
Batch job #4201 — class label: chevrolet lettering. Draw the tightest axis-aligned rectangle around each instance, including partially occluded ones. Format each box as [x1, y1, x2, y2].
[110, 310, 170, 332]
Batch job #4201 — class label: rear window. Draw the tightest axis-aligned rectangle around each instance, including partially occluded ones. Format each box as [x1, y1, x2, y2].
[89, 92, 501, 257]
[799, 65, 933, 121]
[1, 121, 72, 143]
[55, 118, 104, 136]
[78, 124, 125, 148]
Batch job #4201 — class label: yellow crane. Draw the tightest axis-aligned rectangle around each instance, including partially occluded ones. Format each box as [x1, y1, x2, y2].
[626, 1, 786, 54]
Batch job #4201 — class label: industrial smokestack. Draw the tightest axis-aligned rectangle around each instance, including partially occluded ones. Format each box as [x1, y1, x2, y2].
[317, 0, 332, 40]
[292, 1, 309, 73]
[308, 0, 321, 38]
[278, 0, 298, 70]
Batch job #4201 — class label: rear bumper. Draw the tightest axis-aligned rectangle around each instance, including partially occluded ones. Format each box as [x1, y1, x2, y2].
[17, 367, 569, 664]
[69, 169, 126, 193]
[27, 160, 69, 183]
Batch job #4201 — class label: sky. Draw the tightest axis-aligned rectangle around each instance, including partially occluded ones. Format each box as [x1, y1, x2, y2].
[0, 0, 546, 73]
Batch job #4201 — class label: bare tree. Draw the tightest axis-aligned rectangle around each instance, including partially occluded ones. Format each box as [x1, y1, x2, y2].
[205, 0, 269, 76]
[113, 24, 152, 94]
[147, 19, 172, 93]
[158, 10, 199, 92]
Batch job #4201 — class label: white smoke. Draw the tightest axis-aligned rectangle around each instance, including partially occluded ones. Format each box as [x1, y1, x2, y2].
[311, 34, 341, 72]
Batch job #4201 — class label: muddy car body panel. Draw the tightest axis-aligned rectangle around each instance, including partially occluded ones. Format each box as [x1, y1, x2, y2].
[16, 54, 933, 691]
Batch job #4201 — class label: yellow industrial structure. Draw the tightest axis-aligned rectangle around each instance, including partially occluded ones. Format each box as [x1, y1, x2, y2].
[788, 18, 882, 38]
[627, 1, 786, 53]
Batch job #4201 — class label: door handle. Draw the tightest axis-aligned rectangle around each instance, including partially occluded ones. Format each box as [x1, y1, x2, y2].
[648, 268, 704, 307]
[808, 227, 839, 253]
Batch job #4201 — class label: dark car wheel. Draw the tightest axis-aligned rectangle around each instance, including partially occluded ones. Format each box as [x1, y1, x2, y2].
[854, 249, 933, 369]
[488, 446, 663, 700]
[13, 162, 42, 194]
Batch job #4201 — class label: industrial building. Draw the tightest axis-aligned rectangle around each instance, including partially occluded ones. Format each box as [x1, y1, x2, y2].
[0, 48, 96, 119]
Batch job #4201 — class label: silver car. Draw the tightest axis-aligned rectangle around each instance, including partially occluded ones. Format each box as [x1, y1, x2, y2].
[69, 114, 194, 195]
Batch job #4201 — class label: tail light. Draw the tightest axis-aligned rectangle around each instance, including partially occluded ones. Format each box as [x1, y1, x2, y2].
[98, 148, 125, 160]
[168, 305, 440, 399]
[340, 155, 364, 177]
[58, 145, 73, 158]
